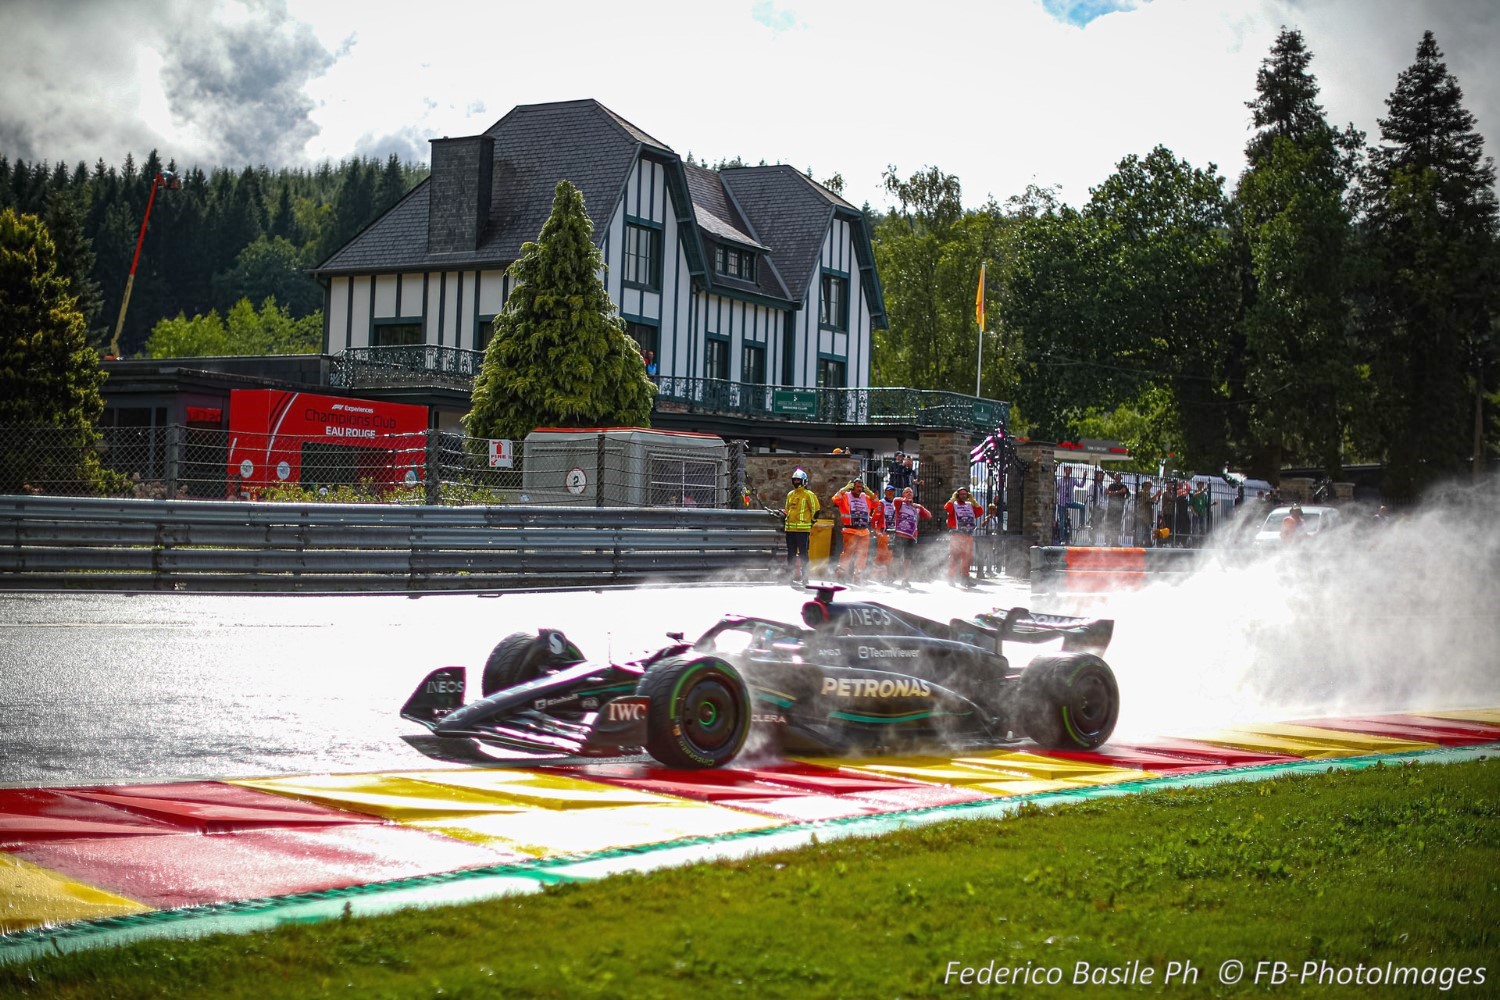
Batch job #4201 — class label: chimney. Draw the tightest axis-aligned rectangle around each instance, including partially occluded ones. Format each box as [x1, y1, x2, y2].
[428, 135, 494, 254]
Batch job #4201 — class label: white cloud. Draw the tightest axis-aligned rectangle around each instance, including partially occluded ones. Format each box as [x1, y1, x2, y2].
[1, 0, 1494, 211]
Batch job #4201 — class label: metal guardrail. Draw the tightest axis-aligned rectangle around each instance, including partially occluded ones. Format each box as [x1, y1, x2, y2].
[0, 495, 783, 593]
[330, 348, 1010, 431]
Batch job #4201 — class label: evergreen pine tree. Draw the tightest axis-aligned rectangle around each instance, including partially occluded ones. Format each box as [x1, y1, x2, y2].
[375, 154, 407, 214]
[43, 189, 105, 348]
[1236, 28, 1365, 477]
[270, 185, 300, 244]
[464, 180, 654, 441]
[1359, 31, 1498, 498]
[0, 209, 118, 494]
[1245, 29, 1328, 166]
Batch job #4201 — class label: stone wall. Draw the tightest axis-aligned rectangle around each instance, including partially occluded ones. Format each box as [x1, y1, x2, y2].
[745, 454, 863, 513]
[915, 429, 971, 508]
[1017, 442, 1056, 544]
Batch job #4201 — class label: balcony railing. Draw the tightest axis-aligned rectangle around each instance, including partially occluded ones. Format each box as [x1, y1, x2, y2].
[332, 348, 1009, 431]
[331, 345, 485, 389]
[652, 377, 1008, 431]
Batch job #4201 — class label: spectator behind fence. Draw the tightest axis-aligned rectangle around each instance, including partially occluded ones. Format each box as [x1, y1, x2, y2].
[1104, 472, 1129, 546]
[977, 502, 1003, 577]
[1056, 464, 1085, 543]
[1134, 479, 1158, 547]
[888, 452, 912, 492]
[1172, 481, 1193, 547]
[1191, 481, 1212, 541]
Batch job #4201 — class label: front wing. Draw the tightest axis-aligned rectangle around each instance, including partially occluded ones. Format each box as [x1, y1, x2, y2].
[401, 664, 652, 758]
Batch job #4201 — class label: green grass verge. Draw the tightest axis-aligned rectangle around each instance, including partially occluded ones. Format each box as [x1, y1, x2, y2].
[4, 758, 1496, 998]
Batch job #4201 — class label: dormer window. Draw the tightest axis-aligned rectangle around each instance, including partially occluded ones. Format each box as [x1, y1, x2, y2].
[715, 246, 757, 282]
[623, 220, 662, 290]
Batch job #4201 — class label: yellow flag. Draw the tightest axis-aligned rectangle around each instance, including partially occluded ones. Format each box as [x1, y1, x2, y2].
[975, 262, 986, 331]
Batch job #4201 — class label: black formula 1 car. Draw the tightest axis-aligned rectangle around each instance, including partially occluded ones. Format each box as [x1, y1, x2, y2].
[400, 586, 1119, 769]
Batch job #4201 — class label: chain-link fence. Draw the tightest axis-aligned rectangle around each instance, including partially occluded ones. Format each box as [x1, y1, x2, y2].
[0, 425, 742, 508]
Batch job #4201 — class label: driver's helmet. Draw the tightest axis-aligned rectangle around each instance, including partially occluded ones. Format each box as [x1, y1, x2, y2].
[791, 468, 808, 485]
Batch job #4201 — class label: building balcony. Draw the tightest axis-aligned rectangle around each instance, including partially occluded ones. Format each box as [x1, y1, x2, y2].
[331, 347, 1009, 432]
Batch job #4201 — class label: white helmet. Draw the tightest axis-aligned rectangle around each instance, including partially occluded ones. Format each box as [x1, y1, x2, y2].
[791, 468, 808, 485]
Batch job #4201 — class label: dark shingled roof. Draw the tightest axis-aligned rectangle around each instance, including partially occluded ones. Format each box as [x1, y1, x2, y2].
[684, 161, 791, 302]
[720, 166, 885, 325]
[317, 99, 667, 274]
[312, 100, 882, 325]
[718, 166, 848, 303]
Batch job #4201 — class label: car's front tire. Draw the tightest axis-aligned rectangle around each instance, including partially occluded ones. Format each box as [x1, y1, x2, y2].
[636, 656, 750, 769]
[481, 630, 582, 697]
[1020, 653, 1119, 750]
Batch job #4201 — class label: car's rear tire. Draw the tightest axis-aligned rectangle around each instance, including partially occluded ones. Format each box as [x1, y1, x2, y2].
[636, 656, 750, 769]
[1020, 653, 1119, 750]
[481, 630, 582, 697]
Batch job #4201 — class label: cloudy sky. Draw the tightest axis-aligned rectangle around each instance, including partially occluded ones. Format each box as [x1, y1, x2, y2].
[2, 0, 1495, 210]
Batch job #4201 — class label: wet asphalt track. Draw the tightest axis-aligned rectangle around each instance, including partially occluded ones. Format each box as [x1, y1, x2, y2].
[0, 580, 1033, 786]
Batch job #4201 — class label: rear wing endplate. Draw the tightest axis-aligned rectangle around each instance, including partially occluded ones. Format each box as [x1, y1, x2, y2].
[952, 607, 1114, 657]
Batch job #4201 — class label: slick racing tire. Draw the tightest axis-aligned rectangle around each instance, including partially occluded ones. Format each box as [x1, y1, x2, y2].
[636, 656, 750, 769]
[1020, 653, 1119, 750]
[481, 630, 583, 697]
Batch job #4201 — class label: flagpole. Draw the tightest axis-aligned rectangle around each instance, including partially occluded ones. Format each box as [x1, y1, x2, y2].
[974, 262, 986, 397]
[976, 326, 983, 397]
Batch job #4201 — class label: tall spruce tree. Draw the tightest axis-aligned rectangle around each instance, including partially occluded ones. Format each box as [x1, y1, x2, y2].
[1236, 28, 1366, 477]
[464, 180, 654, 441]
[43, 188, 106, 349]
[0, 209, 117, 493]
[1359, 31, 1498, 498]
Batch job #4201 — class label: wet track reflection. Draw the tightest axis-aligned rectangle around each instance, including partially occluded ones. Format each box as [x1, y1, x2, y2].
[0, 581, 1032, 786]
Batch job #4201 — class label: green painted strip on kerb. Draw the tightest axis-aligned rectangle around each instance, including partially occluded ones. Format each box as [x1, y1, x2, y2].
[1, 743, 1492, 966]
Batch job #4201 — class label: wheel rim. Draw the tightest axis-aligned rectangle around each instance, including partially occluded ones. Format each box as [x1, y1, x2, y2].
[1066, 671, 1112, 735]
[680, 677, 739, 754]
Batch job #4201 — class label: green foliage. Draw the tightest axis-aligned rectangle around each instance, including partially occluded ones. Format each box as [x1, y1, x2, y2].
[5, 759, 1495, 998]
[0, 208, 120, 494]
[42, 189, 104, 349]
[465, 180, 655, 441]
[1068, 391, 1181, 472]
[1235, 28, 1368, 479]
[211, 236, 322, 316]
[871, 166, 1016, 401]
[1358, 31, 1499, 500]
[0, 151, 426, 357]
[145, 297, 321, 358]
[254, 479, 513, 506]
[1003, 147, 1240, 469]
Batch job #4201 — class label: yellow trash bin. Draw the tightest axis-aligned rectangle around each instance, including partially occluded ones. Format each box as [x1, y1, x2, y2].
[809, 519, 833, 565]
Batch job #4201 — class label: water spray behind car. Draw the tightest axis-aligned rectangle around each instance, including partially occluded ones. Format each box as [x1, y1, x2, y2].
[1077, 475, 1500, 740]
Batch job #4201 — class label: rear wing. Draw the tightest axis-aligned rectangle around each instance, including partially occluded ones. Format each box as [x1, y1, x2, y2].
[950, 607, 1114, 658]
